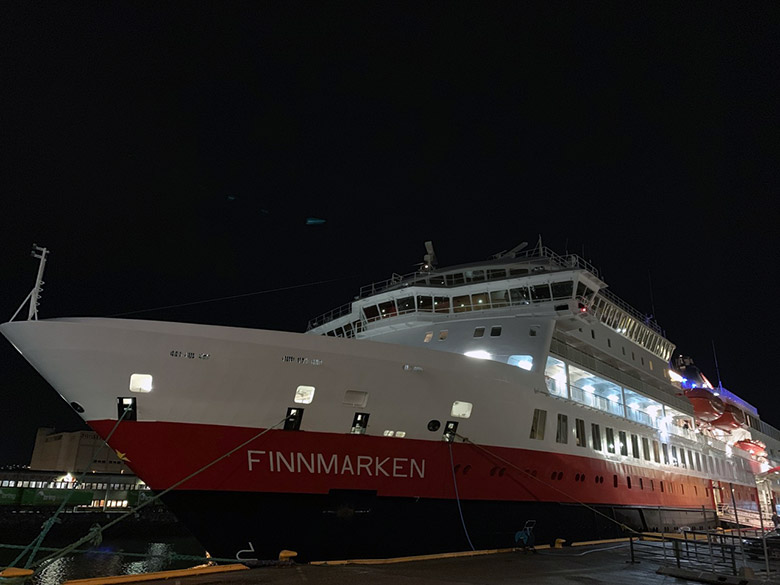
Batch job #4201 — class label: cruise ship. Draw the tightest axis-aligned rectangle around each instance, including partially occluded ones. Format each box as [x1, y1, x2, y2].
[3, 242, 780, 561]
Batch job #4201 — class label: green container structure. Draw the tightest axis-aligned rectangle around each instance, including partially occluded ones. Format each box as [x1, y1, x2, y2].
[20, 488, 94, 507]
[0, 487, 22, 506]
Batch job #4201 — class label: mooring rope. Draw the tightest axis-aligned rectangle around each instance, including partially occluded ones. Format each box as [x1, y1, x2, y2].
[19, 414, 292, 571]
[448, 441, 475, 551]
[453, 433, 640, 535]
[10, 405, 134, 569]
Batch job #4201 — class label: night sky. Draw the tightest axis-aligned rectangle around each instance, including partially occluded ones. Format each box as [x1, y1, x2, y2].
[1, 3, 778, 465]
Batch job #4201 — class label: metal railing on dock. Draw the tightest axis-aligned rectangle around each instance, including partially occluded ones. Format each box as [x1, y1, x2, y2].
[628, 528, 780, 579]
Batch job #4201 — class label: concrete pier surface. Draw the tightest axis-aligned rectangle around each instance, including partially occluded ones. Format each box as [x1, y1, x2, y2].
[119, 543, 746, 585]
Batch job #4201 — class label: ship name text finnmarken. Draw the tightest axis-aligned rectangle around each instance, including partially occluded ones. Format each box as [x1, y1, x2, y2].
[247, 450, 425, 478]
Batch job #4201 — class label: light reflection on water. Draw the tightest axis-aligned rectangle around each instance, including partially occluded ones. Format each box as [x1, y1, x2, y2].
[3, 538, 207, 585]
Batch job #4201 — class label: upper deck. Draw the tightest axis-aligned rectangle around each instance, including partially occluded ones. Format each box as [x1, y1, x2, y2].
[307, 245, 674, 362]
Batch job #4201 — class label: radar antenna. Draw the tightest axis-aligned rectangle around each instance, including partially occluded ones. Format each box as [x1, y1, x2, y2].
[420, 241, 437, 271]
[10, 245, 49, 321]
[493, 242, 528, 259]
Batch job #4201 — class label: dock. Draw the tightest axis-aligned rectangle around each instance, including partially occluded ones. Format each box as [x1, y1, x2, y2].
[90, 541, 779, 585]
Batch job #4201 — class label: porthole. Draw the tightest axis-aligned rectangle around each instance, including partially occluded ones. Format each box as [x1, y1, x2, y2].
[70, 402, 85, 414]
[427, 419, 441, 432]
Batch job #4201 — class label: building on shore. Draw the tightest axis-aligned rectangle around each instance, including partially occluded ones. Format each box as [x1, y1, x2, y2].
[29, 427, 132, 474]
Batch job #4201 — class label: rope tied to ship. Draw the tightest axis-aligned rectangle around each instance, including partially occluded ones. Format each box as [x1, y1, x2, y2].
[452, 432, 639, 536]
[9, 414, 294, 574]
[9, 404, 134, 570]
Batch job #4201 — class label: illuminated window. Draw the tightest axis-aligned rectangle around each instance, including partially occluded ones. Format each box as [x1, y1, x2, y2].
[294, 385, 315, 404]
[451, 401, 473, 419]
[439, 330, 448, 341]
[423, 331, 433, 343]
[606, 427, 615, 453]
[619, 431, 628, 456]
[129, 374, 153, 393]
[508, 355, 533, 371]
[662, 443, 670, 465]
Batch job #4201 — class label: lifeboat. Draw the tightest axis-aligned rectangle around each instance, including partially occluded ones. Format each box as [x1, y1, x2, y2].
[711, 403, 747, 431]
[684, 388, 725, 422]
[734, 439, 767, 458]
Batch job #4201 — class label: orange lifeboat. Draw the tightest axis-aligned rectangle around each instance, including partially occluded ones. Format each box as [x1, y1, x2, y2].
[712, 403, 747, 431]
[734, 439, 767, 458]
[684, 388, 725, 422]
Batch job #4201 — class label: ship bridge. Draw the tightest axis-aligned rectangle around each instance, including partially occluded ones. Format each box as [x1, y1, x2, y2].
[307, 244, 673, 363]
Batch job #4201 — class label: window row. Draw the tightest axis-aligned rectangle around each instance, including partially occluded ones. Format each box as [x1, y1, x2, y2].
[589, 295, 673, 361]
[359, 280, 576, 323]
[529, 408, 739, 479]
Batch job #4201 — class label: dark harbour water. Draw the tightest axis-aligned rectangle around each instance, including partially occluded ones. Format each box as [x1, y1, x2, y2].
[0, 525, 208, 585]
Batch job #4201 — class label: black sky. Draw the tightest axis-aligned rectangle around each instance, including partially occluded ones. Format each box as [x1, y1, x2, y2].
[1, 3, 778, 465]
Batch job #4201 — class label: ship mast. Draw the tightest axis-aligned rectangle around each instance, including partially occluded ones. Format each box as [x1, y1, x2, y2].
[10, 244, 49, 321]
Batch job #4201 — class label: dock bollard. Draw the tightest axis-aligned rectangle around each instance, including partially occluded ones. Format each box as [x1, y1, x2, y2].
[279, 550, 298, 562]
[554, 539, 566, 549]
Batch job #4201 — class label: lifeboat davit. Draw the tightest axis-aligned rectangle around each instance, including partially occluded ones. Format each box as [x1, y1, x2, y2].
[684, 388, 725, 422]
[734, 439, 767, 458]
[711, 403, 747, 431]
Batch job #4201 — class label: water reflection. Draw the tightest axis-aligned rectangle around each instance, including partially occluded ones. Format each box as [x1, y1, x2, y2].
[2, 538, 206, 585]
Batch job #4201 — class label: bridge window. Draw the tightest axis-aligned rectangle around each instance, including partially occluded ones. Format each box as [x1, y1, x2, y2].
[473, 327, 485, 338]
[453, 295, 471, 313]
[472, 292, 489, 310]
[418, 296, 433, 312]
[465, 270, 485, 283]
[434, 296, 450, 313]
[397, 296, 415, 314]
[446, 273, 465, 286]
[363, 305, 380, 321]
[490, 290, 509, 307]
[530, 284, 551, 303]
[509, 286, 530, 305]
[551, 281, 573, 300]
[379, 300, 397, 318]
